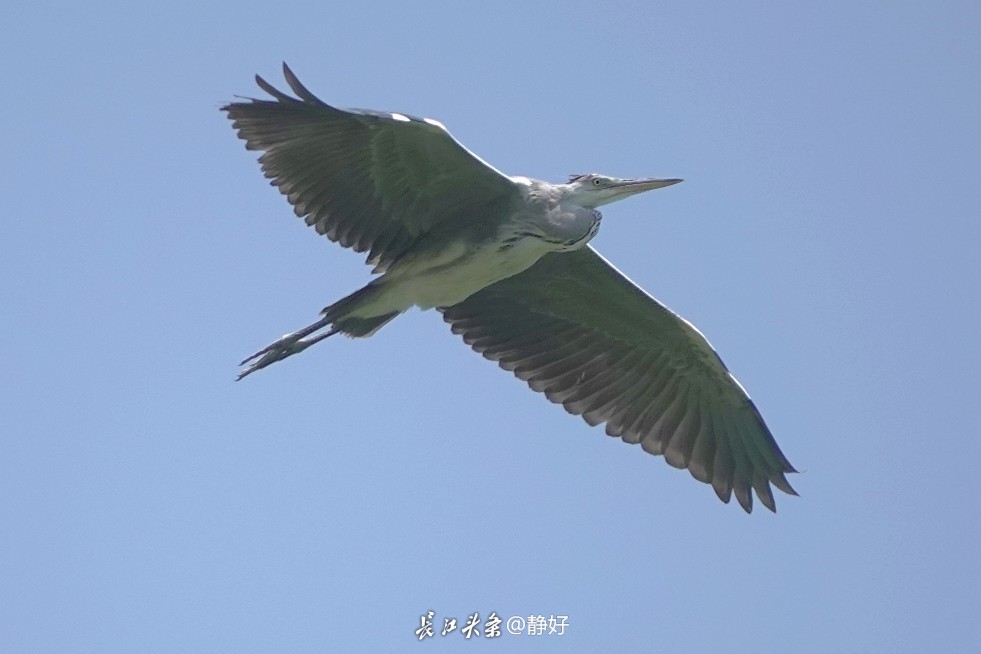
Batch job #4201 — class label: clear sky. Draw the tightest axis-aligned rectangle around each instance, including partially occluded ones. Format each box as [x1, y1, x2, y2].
[3, 1, 979, 651]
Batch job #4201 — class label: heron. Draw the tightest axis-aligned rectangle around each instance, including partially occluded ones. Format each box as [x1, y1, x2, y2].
[223, 63, 797, 513]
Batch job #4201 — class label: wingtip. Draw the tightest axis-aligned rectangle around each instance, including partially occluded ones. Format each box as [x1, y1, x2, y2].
[281, 62, 324, 105]
[753, 474, 777, 512]
[282, 62, 299, 90]
[712, 477, 732, 505]
[254, 73, 277, 99]
[770, 471, 799, 497]
[733, 482, 753, 513]
[758, 489, 777, 513]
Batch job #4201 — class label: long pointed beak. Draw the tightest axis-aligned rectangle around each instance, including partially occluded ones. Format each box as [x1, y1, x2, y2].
[611, 177, 683, 196]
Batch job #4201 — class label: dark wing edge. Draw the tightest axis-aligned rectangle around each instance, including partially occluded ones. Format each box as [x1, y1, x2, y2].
[440, 246, 798, 513]
[221, 63, 517, 272]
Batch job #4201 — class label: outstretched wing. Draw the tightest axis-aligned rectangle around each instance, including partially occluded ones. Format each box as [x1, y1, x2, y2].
[223, 63, 518, 272]
[440, 246, 797, 513]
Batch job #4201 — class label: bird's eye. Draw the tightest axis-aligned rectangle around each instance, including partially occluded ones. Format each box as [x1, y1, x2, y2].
[592, 178, 602, 186]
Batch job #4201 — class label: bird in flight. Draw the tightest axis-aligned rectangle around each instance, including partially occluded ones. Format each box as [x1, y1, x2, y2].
[223, 63, 797, 513]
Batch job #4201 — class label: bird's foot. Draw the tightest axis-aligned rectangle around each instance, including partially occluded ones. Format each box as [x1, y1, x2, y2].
[237, 319, 336, 380]
[237, 334, 311, 380]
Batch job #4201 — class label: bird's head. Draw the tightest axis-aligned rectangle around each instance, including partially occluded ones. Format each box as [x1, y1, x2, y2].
[565, 173, 682, 209]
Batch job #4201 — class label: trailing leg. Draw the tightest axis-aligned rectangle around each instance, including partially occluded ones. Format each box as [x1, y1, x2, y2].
[237, 280, 405, 380]
[237, 316, 336, 380]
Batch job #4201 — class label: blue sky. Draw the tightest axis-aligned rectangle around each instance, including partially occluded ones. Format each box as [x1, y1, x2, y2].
[3, 1, 979, 651]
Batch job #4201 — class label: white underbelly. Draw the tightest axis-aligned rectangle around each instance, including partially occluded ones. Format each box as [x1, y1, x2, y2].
[387, 237, 551, 311]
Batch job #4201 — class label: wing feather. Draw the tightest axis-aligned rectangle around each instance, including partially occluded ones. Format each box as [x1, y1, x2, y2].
[440, 246, 797, 512]
[223, 63, 517, 271]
